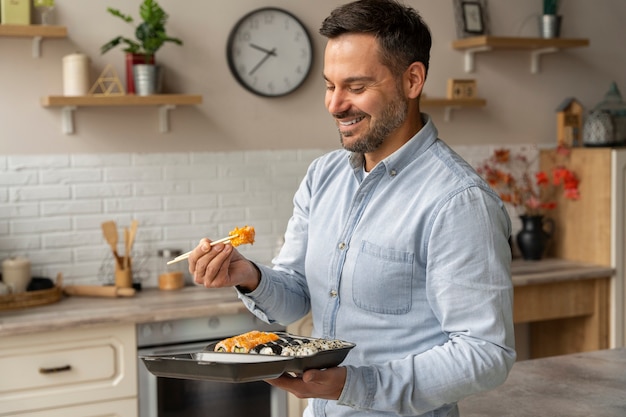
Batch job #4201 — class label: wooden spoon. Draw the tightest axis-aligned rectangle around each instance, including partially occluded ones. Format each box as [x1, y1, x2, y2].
[123, 227, 130, 269]
[101, 221, 123, 269]
[128, 219, 139, 252]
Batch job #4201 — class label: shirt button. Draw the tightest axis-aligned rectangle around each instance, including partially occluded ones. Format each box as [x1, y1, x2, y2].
[390, 169, 397, 177]
[330, 290, 338, 298]
[338, 242, 346, 250]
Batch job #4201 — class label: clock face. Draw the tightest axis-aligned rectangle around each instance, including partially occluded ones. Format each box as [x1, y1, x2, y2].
[227, 7, 313, 97]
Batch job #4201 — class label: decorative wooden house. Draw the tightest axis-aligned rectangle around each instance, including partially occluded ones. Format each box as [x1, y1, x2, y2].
[556, 97, 584, 147]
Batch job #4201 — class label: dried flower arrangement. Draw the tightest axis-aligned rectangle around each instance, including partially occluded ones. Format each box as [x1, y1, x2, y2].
[476, 146, 580, 217]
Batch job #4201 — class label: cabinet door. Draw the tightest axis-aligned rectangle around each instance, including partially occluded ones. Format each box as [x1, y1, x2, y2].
[11, 398, 137, 417]
[0, 323, 137, 416]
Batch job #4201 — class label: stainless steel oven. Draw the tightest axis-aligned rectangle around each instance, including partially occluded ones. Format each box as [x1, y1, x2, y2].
[137, 313, 287, 417]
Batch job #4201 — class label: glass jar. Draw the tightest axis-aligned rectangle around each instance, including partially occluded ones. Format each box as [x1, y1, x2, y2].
[157, 249, 185, 290]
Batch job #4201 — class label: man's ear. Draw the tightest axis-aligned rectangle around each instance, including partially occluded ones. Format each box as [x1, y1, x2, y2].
[405, 62, 426, 99]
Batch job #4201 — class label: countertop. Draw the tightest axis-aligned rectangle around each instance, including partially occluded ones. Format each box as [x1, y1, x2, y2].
[0, 258, 615, 338]
[0, 286, 247, 337]
[459, 348, 626, 416]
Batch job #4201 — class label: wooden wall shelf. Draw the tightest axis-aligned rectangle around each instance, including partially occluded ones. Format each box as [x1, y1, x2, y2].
[422, 97, 486, 122]
[41, 94, 203, 134]
[0, 24, 67, 57]
[452, 36, 589, 74]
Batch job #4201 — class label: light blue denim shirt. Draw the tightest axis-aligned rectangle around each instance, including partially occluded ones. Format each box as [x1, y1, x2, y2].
[239, 115, 516, 417]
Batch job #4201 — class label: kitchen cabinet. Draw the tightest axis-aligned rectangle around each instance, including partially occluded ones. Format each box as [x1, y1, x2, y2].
[0, 323, 138, 417]
[40, 94, 203, 134]
[452, 36, 590, 74]
[0, 24, 67, 57]
[541, 148, 626, 349]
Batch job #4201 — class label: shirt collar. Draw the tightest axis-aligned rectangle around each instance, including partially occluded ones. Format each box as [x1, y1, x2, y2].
[348, 113, 439, 177]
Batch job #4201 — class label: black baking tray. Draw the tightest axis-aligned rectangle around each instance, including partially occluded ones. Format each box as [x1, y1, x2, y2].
[140, 333, 355, 383]
[140, 352, 293, 383]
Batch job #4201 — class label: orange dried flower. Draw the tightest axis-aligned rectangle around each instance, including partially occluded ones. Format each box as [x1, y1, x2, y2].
[476, 147, 580, 216]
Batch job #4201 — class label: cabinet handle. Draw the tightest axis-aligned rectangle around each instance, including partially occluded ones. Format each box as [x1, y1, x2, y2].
[39, 365, 72, 374]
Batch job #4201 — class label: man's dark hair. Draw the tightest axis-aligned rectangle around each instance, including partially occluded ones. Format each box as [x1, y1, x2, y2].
[319, 0, 431, 78]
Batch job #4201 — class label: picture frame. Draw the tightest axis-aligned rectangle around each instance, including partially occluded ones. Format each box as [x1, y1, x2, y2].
[453, 0, 490, 38]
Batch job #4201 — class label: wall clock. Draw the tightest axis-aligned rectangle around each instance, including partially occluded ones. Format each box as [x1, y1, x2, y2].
[226, 7, 313, 97]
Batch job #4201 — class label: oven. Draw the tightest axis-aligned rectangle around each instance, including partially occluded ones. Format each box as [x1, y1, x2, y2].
[137, 313, 287, 417]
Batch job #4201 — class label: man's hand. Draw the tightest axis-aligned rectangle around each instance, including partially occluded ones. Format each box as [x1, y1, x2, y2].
[266, 367, 347, 400]
[189, 238, 260, 291]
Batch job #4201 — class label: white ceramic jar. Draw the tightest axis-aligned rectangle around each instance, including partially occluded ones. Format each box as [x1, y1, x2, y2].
[62, 53, 90, 96]
[2, 256, 31, 293]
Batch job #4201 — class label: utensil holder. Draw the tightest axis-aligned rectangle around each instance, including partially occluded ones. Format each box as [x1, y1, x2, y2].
[115, 261, 133, 288]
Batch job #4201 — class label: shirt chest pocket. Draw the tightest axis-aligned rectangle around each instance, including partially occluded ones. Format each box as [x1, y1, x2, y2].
[351, 241, 414, 314]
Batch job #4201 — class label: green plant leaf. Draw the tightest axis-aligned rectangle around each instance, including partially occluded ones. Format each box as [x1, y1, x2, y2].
[101, 0, 182, 56]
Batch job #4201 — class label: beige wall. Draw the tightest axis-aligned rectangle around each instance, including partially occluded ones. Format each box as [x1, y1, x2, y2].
[1, 0, 625, 155]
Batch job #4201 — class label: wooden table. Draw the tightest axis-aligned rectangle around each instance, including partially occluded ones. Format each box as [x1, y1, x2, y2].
[459, 348, 626, 417]
[512, 259, 613, 358]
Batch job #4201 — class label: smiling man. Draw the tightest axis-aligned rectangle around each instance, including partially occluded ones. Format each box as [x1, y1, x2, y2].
[189, 1, 516, 416]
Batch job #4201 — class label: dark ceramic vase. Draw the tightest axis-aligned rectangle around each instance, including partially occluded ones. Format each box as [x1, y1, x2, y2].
[516, 215, 554, 261]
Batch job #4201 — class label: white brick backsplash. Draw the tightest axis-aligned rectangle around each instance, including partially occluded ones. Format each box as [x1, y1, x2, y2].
[42, 200, 102, 216]
[71, 153, 131, 167]
[12, 217, 72, 234]
[0, 171, 38, 186]
[11, 185, 71, 202]
[0, 203, 39, 219]
[0, 146, 520, 288]
[41, 169, 102, 185]
[74, 183, 133, 199]
[164, 165, 218, 181]
[9, 155, 70, 169]
[192, 178, 246, 194]
[136, 181, 190, 196]
[105, 166, 163, 182]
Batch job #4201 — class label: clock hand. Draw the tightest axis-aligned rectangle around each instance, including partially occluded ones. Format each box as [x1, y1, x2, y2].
[249, 43, 277, 56]
[249, 48, 277, 76]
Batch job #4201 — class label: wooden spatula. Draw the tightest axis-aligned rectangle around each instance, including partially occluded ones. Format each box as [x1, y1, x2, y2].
[101, 221, 123, 269]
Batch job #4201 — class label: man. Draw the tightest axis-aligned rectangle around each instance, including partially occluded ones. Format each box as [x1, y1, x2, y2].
[189, 1, 516, 416]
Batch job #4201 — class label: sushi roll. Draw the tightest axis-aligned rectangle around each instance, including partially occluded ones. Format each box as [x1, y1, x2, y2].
[214, 330, 279, 353]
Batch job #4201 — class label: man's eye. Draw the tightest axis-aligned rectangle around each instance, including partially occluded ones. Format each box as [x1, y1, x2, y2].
[325, 84, 335, 91]
[348, 86, 365, 93]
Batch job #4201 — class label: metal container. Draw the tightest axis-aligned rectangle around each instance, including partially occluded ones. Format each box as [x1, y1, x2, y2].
[133, 64, 162, 96]
[539, 14, 562, 39]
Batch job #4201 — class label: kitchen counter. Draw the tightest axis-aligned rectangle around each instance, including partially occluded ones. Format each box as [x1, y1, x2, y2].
[0, 258, 615, 338]
[510, 258, 614, 286]
[0, 286, 247, 337]
[459, 348, 626, 416]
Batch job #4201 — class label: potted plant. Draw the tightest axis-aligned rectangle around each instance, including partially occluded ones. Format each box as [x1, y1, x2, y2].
[540, 0, 562, 38]
[100, 0, 183, 95]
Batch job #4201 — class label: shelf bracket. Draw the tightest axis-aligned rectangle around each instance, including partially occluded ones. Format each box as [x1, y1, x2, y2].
[32, 36, 43, 58]
[530, 47, 559, 74]
[158, 104, 176, 133]
[61, 106, 77, 134]
[443, 106, 460, 122]
[463, 46, 492, 73]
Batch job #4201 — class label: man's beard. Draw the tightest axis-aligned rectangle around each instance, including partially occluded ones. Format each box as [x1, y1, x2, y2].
[338, 93, 408, 154]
